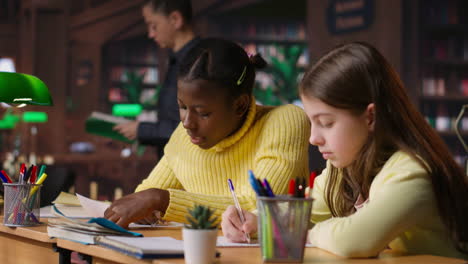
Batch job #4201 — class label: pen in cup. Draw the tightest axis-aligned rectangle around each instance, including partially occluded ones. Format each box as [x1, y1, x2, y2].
[227, 179, 251, 243]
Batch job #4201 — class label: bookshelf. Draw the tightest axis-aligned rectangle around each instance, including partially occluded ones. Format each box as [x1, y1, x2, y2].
[418, 0, 468, 167]
[204, 1, 325, 172]
[241, 19, 308, 106]
[103, 36, 160, 109]
[204, 0, 308, 106]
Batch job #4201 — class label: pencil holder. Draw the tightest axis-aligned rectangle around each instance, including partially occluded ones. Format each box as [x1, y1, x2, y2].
[3, 183, 42, 227]
[257, 196, 313, 263]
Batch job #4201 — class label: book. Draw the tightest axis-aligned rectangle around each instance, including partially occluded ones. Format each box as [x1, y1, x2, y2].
[47, 205, 142, 244]
[75, 194, 183, 229]
[40, 205, 93, 219]
[46, 193, 183, 228]
[95, 236, 184, 259]
[85, 111, 134, 143]
[41, 192, 97, 219]
[53, 191, 82, 206]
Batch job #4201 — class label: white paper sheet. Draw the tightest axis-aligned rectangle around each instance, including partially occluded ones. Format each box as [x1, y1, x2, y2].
[216, 236, 259, 247]
[75, 193, 183, 228]
[76, 193, 110, 217]
[40, 205, 93, 219]
[129, 222, 184, 229]
[216, 236, 313, 248]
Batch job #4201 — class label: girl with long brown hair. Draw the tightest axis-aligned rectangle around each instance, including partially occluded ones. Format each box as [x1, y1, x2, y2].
[221, 42, 468, 259]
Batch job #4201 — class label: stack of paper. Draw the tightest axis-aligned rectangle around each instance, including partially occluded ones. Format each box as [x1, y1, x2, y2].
[95, 236, 184, 259]
[40, 192, 108, 218]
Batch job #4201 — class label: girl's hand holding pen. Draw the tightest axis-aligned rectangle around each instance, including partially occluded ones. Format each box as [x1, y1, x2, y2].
[104, 188, 169, 228]
[221, 205, 258, 243]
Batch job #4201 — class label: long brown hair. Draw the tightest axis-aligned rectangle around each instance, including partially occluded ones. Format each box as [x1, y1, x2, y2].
[299, 42, 468, 252]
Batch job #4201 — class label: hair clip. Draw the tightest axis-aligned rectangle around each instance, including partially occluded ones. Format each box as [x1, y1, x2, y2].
[237, 66, 247, 86]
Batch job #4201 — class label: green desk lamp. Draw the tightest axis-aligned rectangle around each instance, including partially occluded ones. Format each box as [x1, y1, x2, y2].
[112, 104, 142, 117]
[0, 72, 52, 169]
[0, 72, 53, 106]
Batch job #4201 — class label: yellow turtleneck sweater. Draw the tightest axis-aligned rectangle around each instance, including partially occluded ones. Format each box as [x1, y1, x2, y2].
[310, 151, 468, 259]
[135, 101, 310, 223]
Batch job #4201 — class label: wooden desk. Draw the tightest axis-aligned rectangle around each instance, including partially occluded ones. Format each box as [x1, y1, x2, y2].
[0, 219, 59, 264]
[56, 229, 468, 264]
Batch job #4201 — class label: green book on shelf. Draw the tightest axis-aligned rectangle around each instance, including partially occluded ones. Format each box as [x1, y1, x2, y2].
[85, 111, 135, 144]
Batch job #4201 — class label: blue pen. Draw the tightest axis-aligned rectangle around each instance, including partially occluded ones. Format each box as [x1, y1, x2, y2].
[0, 171, 9, 183]
[262, 179, 275, 197]
[248, 170, 263, 196]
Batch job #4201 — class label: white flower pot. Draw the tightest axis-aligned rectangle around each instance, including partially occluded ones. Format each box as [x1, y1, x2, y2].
[183, 228, 218, 264]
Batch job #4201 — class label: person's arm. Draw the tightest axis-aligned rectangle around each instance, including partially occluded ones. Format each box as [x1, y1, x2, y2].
[308, 162, 433, 258]
[135, 155, 183, 192]
[221, 205, 258, 242]
[310, 165, 332, 224]
[104, 156, 182, 227]
[239, 105, 311, 203]
[113, 121, 140, 140]
[137, 120, 180, 145]
[163, 105, 311, 223]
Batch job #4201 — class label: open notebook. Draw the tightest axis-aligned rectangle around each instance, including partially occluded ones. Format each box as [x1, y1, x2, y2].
[42, 192, 183, 228]
[47, 205, 142, 244]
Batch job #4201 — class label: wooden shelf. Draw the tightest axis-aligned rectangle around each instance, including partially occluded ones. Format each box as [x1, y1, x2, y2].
[232, 37, 306, 45]
[109, 62, 158, 68]
[424, 58, 468, 67]
[437, 131, 468, 138]
[415, 0, 468, 161]
[423, 24, 468, 35]
[110, 81, 158, 88]
[420, 95, 468, 102]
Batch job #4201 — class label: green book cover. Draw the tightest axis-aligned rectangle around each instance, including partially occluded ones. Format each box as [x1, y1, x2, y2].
[85, 112, 135, 144]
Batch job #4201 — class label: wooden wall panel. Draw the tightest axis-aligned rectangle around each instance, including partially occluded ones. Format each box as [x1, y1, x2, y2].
[306, 0, 402, 74]
[0, 24, 17, 57]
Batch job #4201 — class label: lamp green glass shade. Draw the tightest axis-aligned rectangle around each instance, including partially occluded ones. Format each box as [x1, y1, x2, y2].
[112, 104, 142, 117]
[0, 119, 16, 129]
[0, 72, 53, 106]
[23, 111, 48, 123]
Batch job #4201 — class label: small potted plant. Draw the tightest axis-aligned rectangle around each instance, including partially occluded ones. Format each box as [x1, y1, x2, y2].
[183, 204, 219, 264]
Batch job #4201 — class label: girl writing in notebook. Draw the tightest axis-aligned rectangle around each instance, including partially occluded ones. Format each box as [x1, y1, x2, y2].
[104, 38, 310, 228]
[221, 42, 468, 258]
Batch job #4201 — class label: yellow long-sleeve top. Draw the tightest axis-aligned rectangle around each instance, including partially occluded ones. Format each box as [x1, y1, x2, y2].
[135, 101, 310, 223]
[309, 151, 467, 259]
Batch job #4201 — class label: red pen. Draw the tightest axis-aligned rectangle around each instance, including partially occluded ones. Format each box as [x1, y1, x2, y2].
[306, 171, 317, 198]
[29, 166, 38, 184]
[288, 179, 296, 197]
[19, 163, 26, 183]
